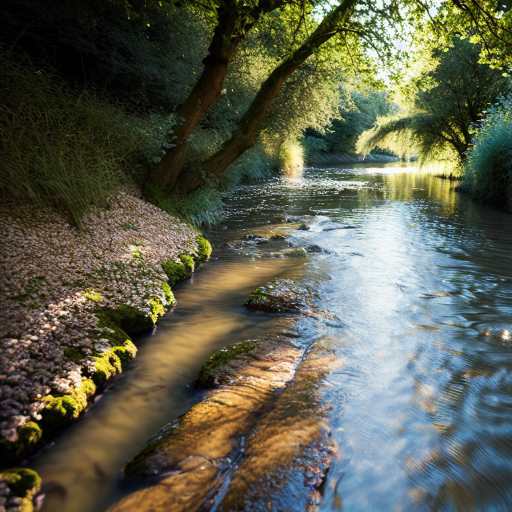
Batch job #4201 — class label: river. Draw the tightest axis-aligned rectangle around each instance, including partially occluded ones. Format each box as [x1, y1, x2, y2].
[35, 163, 512, 511]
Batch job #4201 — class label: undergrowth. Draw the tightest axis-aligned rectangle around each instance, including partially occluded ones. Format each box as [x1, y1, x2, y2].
[0, 53, 163, 224]
[463, 96, 512, 207]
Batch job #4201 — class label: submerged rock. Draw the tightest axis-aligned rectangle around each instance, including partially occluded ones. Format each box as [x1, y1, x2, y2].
[218, 344, 338, 512]
[245, 279, 313, 313]
[269, 247, 308, 259]
[108, 329, 338, 512]
[110, 323, 304, 512]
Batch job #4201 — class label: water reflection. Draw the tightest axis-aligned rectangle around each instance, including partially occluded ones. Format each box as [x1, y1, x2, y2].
[34, 163, 512, 511]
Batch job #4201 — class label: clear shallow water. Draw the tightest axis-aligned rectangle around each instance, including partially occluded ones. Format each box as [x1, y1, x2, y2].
[35, 163, 512, 511]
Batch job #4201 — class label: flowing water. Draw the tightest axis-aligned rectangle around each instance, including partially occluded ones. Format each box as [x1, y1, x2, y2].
[34, 163, 512, 511]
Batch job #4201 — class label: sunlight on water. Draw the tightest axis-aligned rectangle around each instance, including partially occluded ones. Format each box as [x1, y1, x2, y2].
[33, 162, 512, 512]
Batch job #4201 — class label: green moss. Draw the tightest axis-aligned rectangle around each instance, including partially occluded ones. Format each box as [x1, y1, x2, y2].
[162, 259, 188, 287]
[161, 282, 176, 307]
[0, 467, 41, 498]
[112, 339, 137, 362]
[179, 253, 195, 274]
[197, 340, 257, 388]
[195, 236, 212, 263]
[42, 378, 96, 429]
[18, 422, 42, 448]
[92, 351, 122, 386]
[148, 297, 166, 325]
[95, 309, 132, 344]
[83, 289, 103, 303]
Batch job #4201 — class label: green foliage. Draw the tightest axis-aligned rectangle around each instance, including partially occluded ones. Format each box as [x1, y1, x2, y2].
[0, 0, 210, 112]
[0, 55, 158, 224]
[308, 90, 396, 159]
[177, 188, 226, 226]
[463, 97, 512, 207]
[358, 38, 509, 164]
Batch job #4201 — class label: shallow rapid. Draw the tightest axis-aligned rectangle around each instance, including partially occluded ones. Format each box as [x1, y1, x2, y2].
[35, 163, 512, 511]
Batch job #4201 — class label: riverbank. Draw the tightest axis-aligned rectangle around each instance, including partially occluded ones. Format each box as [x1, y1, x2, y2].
[0, 192, 211, 510]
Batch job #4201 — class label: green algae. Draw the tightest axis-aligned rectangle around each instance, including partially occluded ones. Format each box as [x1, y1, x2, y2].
[197, 340, 258, 388]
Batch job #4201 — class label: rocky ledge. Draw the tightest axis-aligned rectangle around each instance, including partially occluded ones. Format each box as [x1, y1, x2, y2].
[0, 192, 212, 510]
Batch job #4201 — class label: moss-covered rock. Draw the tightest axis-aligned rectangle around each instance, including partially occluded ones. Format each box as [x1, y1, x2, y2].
[245, 279, 313, 313]
[195, 236, 212, 263]
[41, 378, 97, 430]
[179, 253, 195, 274]
[92, 351, 123, 387]
[0, 422, 43, 464]
[162, 260, 187, 286]
[0, 467, 41, 512]
[197, 340, 258, 388]
[100, 304, 153, 336]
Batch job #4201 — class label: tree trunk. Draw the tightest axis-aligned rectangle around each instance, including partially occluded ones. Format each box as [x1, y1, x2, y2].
[145, 1, 285, 193]
[177, 0, 357, 194]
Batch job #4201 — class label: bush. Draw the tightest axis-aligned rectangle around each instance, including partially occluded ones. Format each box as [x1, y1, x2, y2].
[0, 54, 163, 223]
[303, 135, 329, 162]
[463, 97, 512, 207]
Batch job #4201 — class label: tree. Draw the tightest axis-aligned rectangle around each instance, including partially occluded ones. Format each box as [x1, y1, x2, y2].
[175, 0, 358, 193]
[145, 0, 299, 192]
[357, 38, 509, 163]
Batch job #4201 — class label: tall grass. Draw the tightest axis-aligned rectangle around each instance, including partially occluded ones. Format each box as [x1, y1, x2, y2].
[463, 97, 512, 207]
[0, 55, 156, 224]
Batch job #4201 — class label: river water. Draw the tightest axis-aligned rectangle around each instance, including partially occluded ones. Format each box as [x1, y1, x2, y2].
[35, 163, 512, 511]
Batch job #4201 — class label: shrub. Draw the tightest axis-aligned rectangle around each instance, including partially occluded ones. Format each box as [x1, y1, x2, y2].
[463, 97, 512, 207]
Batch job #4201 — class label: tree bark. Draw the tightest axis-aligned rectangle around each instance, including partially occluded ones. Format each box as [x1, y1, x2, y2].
[145, 1, 284, 193]
[177, 0, 358, 194]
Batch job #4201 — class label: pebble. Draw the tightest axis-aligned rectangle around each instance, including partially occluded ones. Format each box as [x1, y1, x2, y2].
[0, 192, 198, 445]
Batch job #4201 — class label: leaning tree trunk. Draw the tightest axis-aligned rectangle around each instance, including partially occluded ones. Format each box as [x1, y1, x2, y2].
[145, 0, 285, 193]
[176, 0, 358, 194]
